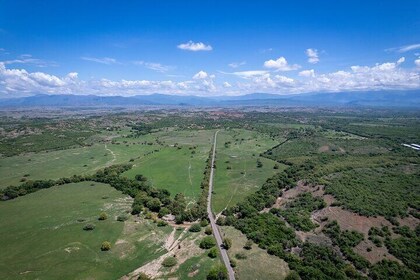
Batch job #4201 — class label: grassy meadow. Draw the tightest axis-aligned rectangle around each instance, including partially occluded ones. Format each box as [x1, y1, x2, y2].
[0, 181, 170, 280]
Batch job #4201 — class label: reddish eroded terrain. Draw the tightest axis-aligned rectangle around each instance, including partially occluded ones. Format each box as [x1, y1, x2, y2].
[266, 180, 420, 264]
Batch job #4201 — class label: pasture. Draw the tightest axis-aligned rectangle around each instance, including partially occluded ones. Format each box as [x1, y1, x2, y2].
[0, 181, 169, 280]
[212, 129, 282, 213]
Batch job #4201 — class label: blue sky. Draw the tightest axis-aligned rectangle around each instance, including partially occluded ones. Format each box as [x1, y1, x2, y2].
[0, 0, 419, 97]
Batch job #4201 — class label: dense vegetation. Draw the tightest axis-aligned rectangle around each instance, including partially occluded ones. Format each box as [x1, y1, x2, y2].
[271, 192, 325, 231]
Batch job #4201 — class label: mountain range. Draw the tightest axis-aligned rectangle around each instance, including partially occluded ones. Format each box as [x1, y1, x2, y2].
[0, 91, 419, 108]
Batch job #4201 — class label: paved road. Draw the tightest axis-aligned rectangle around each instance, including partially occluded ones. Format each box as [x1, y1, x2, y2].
[207, 130, 235, 280]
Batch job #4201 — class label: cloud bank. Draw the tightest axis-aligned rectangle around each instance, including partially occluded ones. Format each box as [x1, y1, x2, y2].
[0, 57, 419, 97]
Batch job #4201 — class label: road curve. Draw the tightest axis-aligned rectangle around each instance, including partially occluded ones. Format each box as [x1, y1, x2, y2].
[207, 130, 235, 280]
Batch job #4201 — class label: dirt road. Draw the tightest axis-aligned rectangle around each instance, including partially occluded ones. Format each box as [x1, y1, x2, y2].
[207, 130, 235, 280]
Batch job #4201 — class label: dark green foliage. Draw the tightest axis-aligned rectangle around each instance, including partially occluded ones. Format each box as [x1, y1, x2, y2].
[325, 168, 420, 217]
[222, 238, 232, 250]
[235, 213, 298, 250]
[385, 228, 420, 273]
[285, 271, 300, 280]
[117, 214, 129, 222]
[208, 247, 218, 258]
[205, 226, 212, 235]
[271, 192, 325, 232]
[369, 260, 419, 280]
[200, 236, 216, 249]
[83, 224, 95, 231]
[207, 263, 228, 280]
[200, 218, 209, 227]
[189, 223, 201, 232]
[157, 220, 168, 227]
[323, 221, 369, 270]
[161, 256, 177, 267]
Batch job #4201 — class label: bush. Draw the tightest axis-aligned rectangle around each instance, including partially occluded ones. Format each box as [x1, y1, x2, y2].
[137, 272, 152, 280]
[205, 226, 213, 235]
[200, 236, 216, 249]
[189, 223, 202, 232]
[244, 240, 253, 250]
[82, 223, 95, 231]
[98, 212, 108, 220]
[101, 241, 111, 251]
[207, 264, 228, 280]
[208, 247, 218, 258]
[235, 252, 247, 259]
[117, 214, 129, 222]
[200, 218, 209, 227]
[230, 258, 237, 268]
[157, 220, 168, 227]
[222, 238, 232, 250]
[162, 256, 177, 267]
[285, 271, 300, 280]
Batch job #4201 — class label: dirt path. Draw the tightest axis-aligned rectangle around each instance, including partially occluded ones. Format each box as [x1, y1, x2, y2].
[121, 227, 188, 280]
[207, 130, 235, 280]
[104, 144, 116, 164]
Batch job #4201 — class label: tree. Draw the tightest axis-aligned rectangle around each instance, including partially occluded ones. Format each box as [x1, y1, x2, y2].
[208, 247, 218, 258]
[98, 212, 108, 220]
[101, 241, 111, 251]
[205, 226, 213, 235]
[146, 198, 161, 212]
[285, 271, 300, 280]
[200, 236, 216, 249]
[207, 264, 228, 280]
[189, 223, 202, 232]
[200, 218, 209, 227]
[162, 256, 177, 267]
[222, 238, 232, 250]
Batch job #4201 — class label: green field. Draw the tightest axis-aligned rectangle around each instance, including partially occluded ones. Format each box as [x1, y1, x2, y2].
[221, 226, 290, 280]
[212, 129, 283, 213]
[0, 182, 169, 280]
[123, 129, 215, 200]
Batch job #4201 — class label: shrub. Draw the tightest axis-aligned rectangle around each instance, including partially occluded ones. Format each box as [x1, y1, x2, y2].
[208, 247, 218, 258]
[230, 258, 237, 268]
[157, 220, 168, 227]
[235, 252, 247, 259]
[101, 241, 111, 251]
[98, 212, 108, 220]
[285, 271, 300, 280]
[222, 238, 232, 250]
[244, 240, 253, 250]
[117, 214, 129, 222]
[83, 224, 95, 231]
[137, 272, 152, 280]
[189, 223, 201, 232]
[162, 256, 177, 267]
[200, 236, 216, 249]
[207, 264, 228, 280]
[200, 218, 209, 227]
[205, 226, 213, 235]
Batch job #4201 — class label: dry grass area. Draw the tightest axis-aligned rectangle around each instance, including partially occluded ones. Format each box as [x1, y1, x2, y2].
[220, 226, 290, 280]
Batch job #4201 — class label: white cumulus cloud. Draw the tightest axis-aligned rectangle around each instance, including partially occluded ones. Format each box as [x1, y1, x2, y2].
[177, 41, 212, 51]
[264, 57, 300, 71]
[305, 48, 319, 64]
[299, 69, 315, 77]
